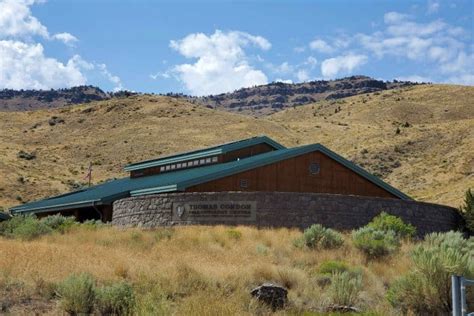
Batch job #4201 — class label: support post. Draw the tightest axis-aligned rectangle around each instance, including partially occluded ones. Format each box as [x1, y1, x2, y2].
[453, 275, 461, 316]
[460, 277, 467, 316]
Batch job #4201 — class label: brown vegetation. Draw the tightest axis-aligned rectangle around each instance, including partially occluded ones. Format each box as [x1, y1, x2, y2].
[0, 225, 414, 315]
[0, 84, 472, 209]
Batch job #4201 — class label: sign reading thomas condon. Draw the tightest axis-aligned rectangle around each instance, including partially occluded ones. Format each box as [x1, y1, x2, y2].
[172, 201, 256, 222]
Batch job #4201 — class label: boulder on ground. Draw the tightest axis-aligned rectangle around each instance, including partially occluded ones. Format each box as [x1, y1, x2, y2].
[250, 283, 288, 310]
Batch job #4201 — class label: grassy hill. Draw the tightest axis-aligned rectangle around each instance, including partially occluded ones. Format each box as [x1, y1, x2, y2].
[268, 84, 474, 207]
[0, 84, 472, 209]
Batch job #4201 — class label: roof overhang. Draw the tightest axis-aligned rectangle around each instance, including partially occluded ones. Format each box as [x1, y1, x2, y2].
[130, 184, 178, 196]
[10, 199, 102, 215]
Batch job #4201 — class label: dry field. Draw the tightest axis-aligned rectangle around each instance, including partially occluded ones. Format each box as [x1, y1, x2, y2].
[0, 84, 473, 209]
[0, 225, 414, 315]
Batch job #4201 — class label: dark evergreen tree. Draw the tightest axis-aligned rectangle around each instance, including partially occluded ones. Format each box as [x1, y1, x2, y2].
[459, 189, 474, 233]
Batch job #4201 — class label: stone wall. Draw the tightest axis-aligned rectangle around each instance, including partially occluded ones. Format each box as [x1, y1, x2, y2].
[112, 192, 463, 235]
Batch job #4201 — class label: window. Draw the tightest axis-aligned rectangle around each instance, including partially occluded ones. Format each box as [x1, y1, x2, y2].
[205, 157, 211, 163]
[160, 166, 165, 171]
[309, 163, 320, 175]
[212, 156, 218, 163]
[171, 164, 176, 170]
[177, 163, 182, 168]
[165, 165, 170, 171]
[199, 159, 205, 164]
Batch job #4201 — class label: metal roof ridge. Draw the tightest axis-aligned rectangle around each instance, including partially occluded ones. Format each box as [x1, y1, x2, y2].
[123, 135, 286, 172]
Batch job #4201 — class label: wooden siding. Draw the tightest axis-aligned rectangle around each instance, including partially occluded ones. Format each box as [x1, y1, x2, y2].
[221, 143, 276, 162]
[130, 143, 276, 178]
[186, 151, 398, 199]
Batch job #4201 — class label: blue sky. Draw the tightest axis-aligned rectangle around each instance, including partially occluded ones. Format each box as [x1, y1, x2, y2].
[0, 0, 472, 95]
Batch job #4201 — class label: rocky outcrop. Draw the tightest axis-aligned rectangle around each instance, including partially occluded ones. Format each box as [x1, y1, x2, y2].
[173, 76, 420, 116]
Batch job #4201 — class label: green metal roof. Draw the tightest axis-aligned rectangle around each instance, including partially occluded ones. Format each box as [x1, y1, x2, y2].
[0, 212, 11, 221]
[124, 135, 286, 172]
[10, 141, 411, 215]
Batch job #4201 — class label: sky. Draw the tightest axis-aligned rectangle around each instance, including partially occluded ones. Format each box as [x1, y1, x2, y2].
[0, 0, 472, 95]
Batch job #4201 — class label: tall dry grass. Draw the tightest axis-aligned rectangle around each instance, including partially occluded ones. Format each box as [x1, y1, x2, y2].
[0, 225, 414, 315]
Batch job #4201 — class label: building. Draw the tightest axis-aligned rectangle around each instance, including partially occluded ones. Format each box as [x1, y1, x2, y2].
[10, 136, 464, 234]
[10, 136, 411, 222]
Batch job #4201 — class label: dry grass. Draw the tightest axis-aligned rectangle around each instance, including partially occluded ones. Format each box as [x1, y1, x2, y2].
[0, 225, 415, 315]
[0, 84, 472, 209]
[269, 84, 474, 206]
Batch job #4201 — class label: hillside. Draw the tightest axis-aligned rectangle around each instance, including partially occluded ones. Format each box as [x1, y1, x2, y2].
[0, 86, 110, 111]
[176, 76, 418, 116]
[0, 84, 472, 210]
[0, 76, 417, 115]
[269, 84, 474, 207]
[0, 95, 295, 209]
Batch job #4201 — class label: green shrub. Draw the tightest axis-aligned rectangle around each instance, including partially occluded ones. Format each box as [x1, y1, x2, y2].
[256, 243, 269, 255]
[0, 215, 52, 240]
[95, 281, 135, 315]
[226, 229, 242, 240]
[329, 271, 363, 307]
[41, 215, 77, 233]
[134, 279, 171, 315]
[367, 211, 416, 238]
[297, 224, 344, 250]
[320, 259, 362, 275]
[319, 260, 350, 275]
[154, 228, 174, 242]
[387, 231, 474, 314]
[57, 273, 96, 315]
[352, 227, 399, 259]
[82, 219, 105, 229]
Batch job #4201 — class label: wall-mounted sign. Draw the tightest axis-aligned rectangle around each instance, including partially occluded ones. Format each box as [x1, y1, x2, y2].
[172, 201, 257, 222]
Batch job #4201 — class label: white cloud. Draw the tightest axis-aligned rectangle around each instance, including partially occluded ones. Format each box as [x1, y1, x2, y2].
[447, 74, 474, 85]
[0, 0, 78, 44]
[309, 39, 334, 53]
[321, 54, 368, 78]
[305, 56, 318, 69]
[296, 69, 310, 82]
[271, 61, 294, 75]
[354, 11, 473, 85]
[0, 0, 123, 91]
[274, 78, 293, 84]
[0, 40, 86, 89]
[439, 51, 474, 74]
[97, 63, 123, 91]
[427, 0, 440, 14]
[149, 71, 170, 80]
[169, 30, 270, 95]
[0, 0, 48, 39]
[294, 46, 305, 53]
[384, 12, 409, 24]
[266, 57, 317, 83]
[52, 32, 78, 46]
[395, 75, 431, 83]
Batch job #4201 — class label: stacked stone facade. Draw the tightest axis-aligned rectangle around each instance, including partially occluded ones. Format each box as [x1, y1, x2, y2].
[112, 192, 462, 235]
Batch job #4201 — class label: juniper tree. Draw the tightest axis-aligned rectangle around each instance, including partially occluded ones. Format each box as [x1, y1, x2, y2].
[459, 189, 474, 233]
